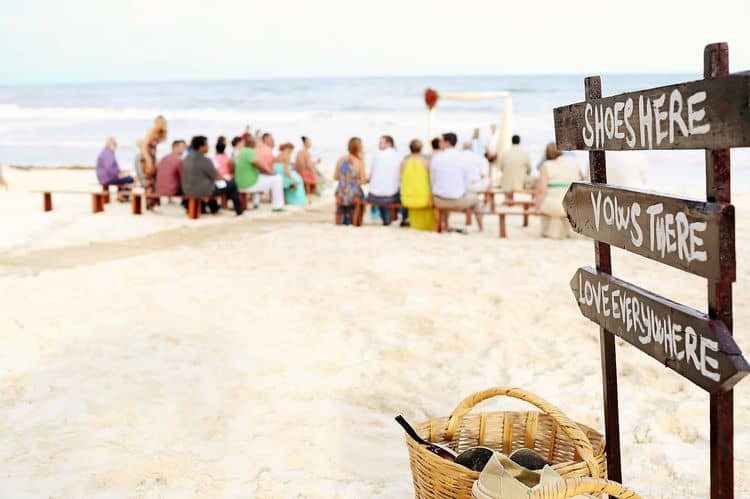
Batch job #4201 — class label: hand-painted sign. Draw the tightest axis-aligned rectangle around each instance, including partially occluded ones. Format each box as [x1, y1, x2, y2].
[554, 72, 750, 151]
[563, 182, 735, 280]
[571, 267, 748, 393]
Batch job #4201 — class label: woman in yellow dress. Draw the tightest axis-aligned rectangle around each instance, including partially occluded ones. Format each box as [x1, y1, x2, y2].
[400, 139, 435, 231]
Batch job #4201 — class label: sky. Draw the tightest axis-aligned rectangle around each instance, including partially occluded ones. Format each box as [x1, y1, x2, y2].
[1, 0, 749, 84]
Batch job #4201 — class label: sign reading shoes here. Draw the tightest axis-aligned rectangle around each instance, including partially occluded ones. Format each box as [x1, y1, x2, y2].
[554, 72, 750, 150]
[563, 182, 735, 280]
[571, 267, 749, 393]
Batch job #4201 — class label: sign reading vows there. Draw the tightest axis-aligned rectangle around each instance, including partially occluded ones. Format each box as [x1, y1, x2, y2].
[571, 267, 749, 393]
[563, 182, 735, 280]
[554, 72, 750, 151]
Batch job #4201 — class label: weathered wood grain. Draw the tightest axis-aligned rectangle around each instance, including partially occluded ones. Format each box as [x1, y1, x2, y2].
[563, 182, 735, 280]
[571, 267, 748, 393]
[554, 72, 750, 150]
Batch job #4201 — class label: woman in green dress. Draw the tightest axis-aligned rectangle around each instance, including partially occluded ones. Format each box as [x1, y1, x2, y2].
[273, 143, 307, 206]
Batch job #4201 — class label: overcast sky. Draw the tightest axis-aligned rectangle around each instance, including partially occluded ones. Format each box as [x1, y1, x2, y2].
[2, 0, 748, 84]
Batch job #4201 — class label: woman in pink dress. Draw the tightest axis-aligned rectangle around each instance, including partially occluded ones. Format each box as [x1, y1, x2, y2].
[213, 136, 232, 178]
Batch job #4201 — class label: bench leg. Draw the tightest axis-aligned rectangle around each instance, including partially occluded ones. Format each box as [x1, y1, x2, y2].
[92, 194, 104, 213]
[131, 194, 142, 215]
[221, 194, 228, 210]
[499, 214, 507, 238]
[523, 213, 529, 227]
[434, 209, 442, 233]
[465, 209, 472, 226]
[390, 207, 398, 225]
[43, 192, 53, 212]
[239, 193, 248, 211]
[188, 198, 201, 219]
[102, 186, 111, 204]
[353, 202, 363, 227]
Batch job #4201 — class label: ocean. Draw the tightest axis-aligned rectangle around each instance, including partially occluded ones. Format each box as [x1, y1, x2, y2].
[1, 74, 748, 194]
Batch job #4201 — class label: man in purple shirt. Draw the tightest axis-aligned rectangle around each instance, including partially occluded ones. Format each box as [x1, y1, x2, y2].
[96, 138, 134, 200]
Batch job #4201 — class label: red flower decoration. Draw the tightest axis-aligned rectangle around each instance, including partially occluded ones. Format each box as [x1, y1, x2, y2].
[424, 88, 439, 110]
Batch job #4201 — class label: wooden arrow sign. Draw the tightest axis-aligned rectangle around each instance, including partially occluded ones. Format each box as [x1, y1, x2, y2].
[563, 182, 735, 280]
[554, 71, 750, 151]
[571, 267, 749, 393]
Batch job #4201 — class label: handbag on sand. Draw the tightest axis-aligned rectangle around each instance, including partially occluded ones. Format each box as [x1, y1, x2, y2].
[404, 387, 606, 499]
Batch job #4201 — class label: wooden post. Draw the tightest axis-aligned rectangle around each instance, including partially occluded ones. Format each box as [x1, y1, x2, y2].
[91, 194, 104, 213]
[498, 214, 506, 238]
[131, 194, 142, 215]
[705, 42, 733, 499]
[43, 192, 52, 212]
[585, 75, 622, 483]
[188, 198, 200, 219]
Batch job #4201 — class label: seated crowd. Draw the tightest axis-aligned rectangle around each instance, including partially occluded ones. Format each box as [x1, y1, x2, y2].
[333, 130, 585, 239]
[95, 115, 321, 216]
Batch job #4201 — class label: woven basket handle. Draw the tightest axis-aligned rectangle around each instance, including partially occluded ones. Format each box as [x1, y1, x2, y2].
[445, 387, 600, 477]
[530, 477, 640, 498]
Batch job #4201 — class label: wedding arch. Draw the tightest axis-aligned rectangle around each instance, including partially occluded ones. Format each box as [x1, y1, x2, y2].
[424, 88, 513, 156]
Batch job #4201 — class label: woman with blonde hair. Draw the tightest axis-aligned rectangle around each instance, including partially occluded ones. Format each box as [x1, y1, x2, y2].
[334, 137, 366, 225]
[400, 139, 435, 230]
[135, 115, 168, 209]
[533, 142, 583, 239]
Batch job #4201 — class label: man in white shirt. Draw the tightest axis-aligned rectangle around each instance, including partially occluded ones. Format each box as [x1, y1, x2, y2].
[367, 135, 404, 225]
[431, 132, 483, 231]
[463, 142, 490, 194]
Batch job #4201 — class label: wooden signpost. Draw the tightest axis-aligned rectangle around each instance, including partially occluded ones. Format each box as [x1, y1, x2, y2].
[554, 43, 749, 498]
[564, 182, 735, 280]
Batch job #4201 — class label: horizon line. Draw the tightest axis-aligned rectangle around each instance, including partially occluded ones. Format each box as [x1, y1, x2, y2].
[0, 71, 698, 88]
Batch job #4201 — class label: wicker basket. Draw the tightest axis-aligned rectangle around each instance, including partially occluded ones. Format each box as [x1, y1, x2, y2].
[532, 477, 639, 499]
[405, 387, 606, 499]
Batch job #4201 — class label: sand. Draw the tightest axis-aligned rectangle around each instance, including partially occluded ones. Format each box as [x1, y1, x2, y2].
[0, 167, 748, 498]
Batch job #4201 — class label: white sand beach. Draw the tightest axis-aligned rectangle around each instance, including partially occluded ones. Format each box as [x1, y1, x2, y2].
[0, 167, 748, 498]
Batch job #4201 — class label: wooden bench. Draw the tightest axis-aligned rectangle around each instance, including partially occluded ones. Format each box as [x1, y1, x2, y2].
[130, 190, 238, 219]
[497, 210, 540, 238]
[36, 189, 110, 214]
[434, 207, 479, 233]
[484, 189, 535, 213]
[352, 199, 403, 227]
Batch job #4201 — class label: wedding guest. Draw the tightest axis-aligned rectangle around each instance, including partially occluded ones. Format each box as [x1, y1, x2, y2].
[135, 115, 168, 209]
[499, 135, 532, 200]
[96, 137, 134, 201]
[430, 137, 441, 157]
[155, 140, 186, 197]
[274, 143, 307, 206]
[334, 137, 366, 225]
[181, 135, 244, 215]
[534, 142, 583, 239]
[486, 122, 500, 163]
[235, 135, 285, 211]
[255, 132, 276, 171]
[430, 132, 482, 232]
[471, 127, 485, 157]
[295, 136, 319, 195]
[213, 138, 232, 178]
[400, 139, 435, 231]
[367, 135, 403, 225]
[229, 136, 243, 175]
[463, 142, 490, 195]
